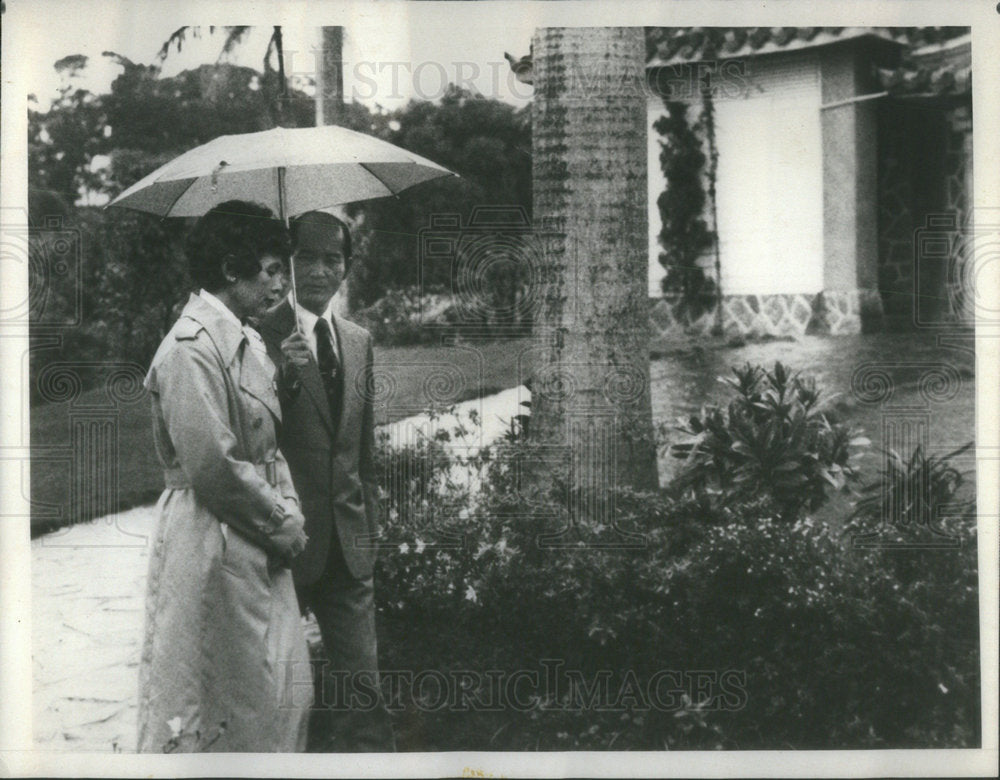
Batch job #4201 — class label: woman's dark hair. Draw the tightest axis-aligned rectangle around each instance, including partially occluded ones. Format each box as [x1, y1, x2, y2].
[289, 211, 352, 272]
[186, 200, 291, 292]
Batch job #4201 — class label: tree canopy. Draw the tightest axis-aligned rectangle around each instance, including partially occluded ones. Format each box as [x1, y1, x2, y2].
[27, 55, 531, 395]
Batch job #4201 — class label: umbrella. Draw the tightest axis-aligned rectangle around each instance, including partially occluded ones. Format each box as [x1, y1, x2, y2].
[106, 124, 457, 313]
[107, 124, 455, 218]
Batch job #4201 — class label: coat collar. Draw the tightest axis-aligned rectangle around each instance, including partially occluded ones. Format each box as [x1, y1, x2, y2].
[179, 292, 246, 367]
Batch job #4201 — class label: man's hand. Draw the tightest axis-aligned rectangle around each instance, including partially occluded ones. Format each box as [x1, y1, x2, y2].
[270, 509, 308, 567]
[279, 331, 312, 389]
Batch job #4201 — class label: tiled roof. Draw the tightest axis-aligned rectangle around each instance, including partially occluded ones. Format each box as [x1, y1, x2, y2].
[876, 33, 971, 97]
[507, 28, 971, 96]
[645, 26, 968, 68]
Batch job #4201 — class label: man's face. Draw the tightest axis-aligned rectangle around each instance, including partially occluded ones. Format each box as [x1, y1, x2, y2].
[292, 217, 346, 315]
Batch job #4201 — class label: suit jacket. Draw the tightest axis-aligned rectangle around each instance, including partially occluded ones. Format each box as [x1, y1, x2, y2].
[261, 299, 379, 584]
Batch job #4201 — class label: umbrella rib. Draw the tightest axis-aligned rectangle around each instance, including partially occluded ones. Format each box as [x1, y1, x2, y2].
[356, 162, 401, 199]
[162, 178, 199, 218]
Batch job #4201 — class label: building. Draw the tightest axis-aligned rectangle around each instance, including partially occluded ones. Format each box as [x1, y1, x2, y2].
[644, 27, 973, 337]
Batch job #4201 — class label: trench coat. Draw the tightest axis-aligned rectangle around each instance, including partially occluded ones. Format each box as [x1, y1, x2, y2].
[136, 293, 313, 753]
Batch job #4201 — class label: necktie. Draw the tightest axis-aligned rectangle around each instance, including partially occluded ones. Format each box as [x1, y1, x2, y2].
[314, 316, 342, 427]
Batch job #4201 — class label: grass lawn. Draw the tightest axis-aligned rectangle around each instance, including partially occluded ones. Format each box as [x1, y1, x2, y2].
[30, 332, 976, 537]
[29, 338, 536, 536]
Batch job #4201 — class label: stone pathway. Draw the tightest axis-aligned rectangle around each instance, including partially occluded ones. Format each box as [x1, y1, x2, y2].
[32, 505, 152, 753]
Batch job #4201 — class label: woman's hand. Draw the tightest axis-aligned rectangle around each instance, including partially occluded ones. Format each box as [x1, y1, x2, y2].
[270, 509, 308, 566]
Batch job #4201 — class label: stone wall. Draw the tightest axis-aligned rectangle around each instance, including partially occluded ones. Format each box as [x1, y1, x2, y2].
[648, 289, 882, 339]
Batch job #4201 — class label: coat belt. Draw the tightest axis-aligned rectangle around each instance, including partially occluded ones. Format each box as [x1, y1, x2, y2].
[163, 459, 278, 489]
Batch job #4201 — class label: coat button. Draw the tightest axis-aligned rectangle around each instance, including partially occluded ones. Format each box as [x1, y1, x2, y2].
[252, 417, 263, 429]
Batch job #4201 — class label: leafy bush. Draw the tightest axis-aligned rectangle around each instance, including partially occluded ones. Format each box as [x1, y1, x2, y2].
[666, 362, 869, 520]
[372, 401, 979, 750]
[840, 440, 980, 748]
[847, 442, 974, 554]
[841, 443, 979, 747]
[352, 284, 530, 346]
[28, 206, 189, 403]
[352, 287, 449, 346]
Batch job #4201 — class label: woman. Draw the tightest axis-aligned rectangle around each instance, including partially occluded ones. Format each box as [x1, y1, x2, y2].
[137, 201, 312, 752]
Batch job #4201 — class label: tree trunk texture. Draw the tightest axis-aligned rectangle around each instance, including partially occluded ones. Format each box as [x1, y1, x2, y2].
[530, 27, 659, 497]
[315, 26, 344, 128]
[315, 26, 351, 317]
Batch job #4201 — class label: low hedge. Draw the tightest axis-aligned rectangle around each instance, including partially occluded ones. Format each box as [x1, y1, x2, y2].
[369, 406, 979, 749]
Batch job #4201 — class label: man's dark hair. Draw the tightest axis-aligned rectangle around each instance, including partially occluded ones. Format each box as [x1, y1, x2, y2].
[186, 200, 291, 292]
[289, 211, 352, 272]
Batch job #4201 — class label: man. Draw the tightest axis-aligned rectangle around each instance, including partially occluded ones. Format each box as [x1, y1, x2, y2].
[261, 211, 393, 752]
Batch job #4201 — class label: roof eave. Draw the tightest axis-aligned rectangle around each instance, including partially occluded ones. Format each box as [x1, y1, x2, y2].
[646, 30, 906, 70]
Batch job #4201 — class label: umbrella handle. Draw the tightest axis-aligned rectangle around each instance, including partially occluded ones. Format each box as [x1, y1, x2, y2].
[278, 166, 304, 335]
[288, 253, 304, 336]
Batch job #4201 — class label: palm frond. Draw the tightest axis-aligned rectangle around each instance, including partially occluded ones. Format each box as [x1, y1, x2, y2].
[218, 26, 253, 61]
[157, 26, 193, 62]
[263, 27, 278, 74]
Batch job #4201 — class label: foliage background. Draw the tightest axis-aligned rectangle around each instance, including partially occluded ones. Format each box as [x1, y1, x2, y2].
[28, 56, 531, 400]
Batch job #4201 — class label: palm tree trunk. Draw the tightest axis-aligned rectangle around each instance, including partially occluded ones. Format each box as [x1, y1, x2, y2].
[272, 26, 286, 126]
[531, 27, 659, 496]
[315, 26, 345, 127]
[312, 26, 351, 317]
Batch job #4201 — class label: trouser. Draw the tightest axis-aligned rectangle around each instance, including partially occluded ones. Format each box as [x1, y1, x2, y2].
[296, 529, 396, 752]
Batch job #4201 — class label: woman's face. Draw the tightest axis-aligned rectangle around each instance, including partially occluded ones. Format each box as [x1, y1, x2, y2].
[229, 254, 286, 320]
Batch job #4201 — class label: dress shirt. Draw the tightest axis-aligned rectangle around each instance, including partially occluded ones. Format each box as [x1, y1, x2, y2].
[288, 292, 338, 362]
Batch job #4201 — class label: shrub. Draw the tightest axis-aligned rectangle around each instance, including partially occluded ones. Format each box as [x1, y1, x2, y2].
[352, 284, 531, 346]
[352, 286, 448, 346]
[847, 442, 975, 555]
[666, 361, 869, 521]
[372, 404, 979, 750]
[838, 442, 980, 747]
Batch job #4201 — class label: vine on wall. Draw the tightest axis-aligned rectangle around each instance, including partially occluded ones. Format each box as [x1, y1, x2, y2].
[654, 90, 720, 321]
[701, 86, 723, 331]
